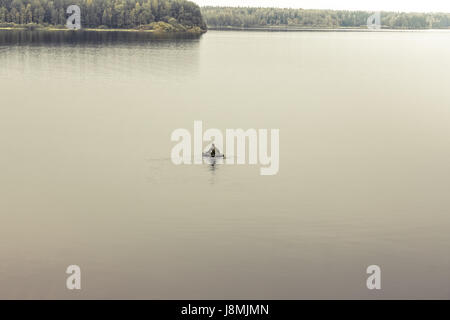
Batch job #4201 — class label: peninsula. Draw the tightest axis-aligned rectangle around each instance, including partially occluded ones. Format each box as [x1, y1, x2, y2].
[0, 0, 207, 33]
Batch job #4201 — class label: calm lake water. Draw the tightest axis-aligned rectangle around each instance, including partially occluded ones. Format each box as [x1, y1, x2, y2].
[0, 30, 449, 299]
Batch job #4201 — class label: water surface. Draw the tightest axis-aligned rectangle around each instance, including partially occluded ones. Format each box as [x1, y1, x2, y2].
[1, 29, 449, 299]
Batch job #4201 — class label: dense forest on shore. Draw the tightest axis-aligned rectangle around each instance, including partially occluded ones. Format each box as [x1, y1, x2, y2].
[0, 0, 206, 31]
[202, 7, 450, 29]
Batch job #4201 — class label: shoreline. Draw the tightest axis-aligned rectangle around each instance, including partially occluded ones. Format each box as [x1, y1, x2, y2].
[2, 26, 449, 34]
[0, 26, 207, 34]
[207, 26, 450, 32]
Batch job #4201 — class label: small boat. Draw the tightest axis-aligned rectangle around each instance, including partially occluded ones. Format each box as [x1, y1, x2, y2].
[202, 152, 225, 159]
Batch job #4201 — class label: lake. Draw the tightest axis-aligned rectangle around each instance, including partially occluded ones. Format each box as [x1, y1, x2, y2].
[0, 29, 449, 299]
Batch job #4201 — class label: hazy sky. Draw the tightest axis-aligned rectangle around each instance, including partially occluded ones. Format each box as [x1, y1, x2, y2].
[194, 0, 450, 13]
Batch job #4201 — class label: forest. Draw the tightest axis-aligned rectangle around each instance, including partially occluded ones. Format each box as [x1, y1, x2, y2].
[0, 0, 206, 31]
[201, 7, 450, 29]
[2, 3, 450, 31]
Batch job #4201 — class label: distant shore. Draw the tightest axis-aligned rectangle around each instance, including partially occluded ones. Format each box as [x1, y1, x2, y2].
[202, 7, 450, 30]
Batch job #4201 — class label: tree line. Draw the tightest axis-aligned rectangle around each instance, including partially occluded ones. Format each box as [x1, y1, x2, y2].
[0, 0, 206, 29]
[201, 6, 450, 29]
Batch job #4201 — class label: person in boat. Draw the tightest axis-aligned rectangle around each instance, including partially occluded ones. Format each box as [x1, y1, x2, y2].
[206, 143, 221, 158]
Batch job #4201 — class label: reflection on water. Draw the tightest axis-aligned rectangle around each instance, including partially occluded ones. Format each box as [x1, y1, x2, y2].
[0, 29, 202, 46]
[207, 158, 219, 170]
[205, 157, 224, 181]
[0, 29, 201, 84]
[0, 30, 450, 299]
[204, 156, 224, 169]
